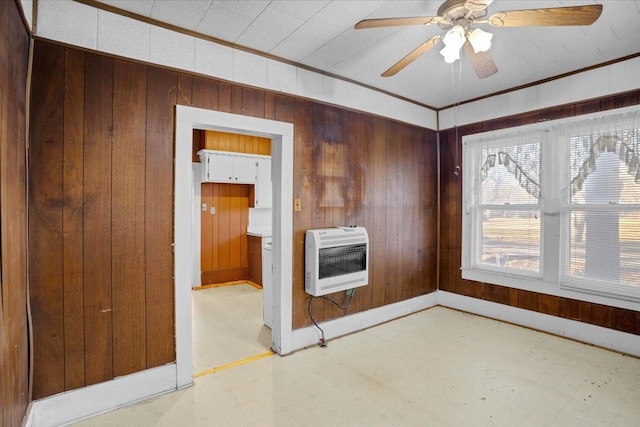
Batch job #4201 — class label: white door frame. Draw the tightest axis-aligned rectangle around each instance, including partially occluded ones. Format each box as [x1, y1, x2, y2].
[174, 106, 294, 388]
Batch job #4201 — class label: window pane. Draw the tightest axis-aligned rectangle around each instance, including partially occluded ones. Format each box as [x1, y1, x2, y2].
[481, 143, 541, 205]
[480, 209, 540, 272]
[570, 133, 640, 204]
[567, 210, 640, 287]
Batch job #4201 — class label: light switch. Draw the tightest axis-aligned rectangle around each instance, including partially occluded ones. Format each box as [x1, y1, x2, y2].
[294, 198, 301, 211]
[210, 207, 216, 215]
[201, 203, 207, 211]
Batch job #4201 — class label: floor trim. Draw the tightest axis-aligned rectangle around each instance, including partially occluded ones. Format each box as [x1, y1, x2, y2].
[438, 291, 640, 358]
[24, 290, 640, 426]
[25, 364, 177, 427]
[291, 292, 440, 351]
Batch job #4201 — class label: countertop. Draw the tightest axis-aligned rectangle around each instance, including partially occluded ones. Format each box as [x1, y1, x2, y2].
[247, 227, 272, 238]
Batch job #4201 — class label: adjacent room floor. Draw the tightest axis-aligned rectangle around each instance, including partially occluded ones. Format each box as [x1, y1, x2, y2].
[191, 283, 272, 374]
[73, 300, 640, 426]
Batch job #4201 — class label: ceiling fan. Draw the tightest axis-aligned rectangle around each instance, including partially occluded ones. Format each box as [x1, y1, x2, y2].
[354, 0, 603, 79]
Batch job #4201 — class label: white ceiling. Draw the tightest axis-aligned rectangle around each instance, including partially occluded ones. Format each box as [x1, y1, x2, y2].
[95, 0, 640, 109]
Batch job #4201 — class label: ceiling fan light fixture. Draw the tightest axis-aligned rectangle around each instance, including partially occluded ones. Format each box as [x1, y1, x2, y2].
[442, 25, 466, 49]
[467, 28, 493, 53]
[440, 24, 465, 63]
[440, 44, 461, 63]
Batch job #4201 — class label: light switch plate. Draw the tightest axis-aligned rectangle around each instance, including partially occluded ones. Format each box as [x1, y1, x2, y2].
[201, 203, 207, 211]
[294, 198, 301, 211]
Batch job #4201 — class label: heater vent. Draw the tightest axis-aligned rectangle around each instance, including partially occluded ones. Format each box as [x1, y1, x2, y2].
[305, 227, 369, 296]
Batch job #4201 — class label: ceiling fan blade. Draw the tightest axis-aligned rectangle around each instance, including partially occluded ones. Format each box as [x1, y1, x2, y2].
[382, 36, 442, 77]
[463, 41, 498, 79]
[488, 5, 603, 27]
[355, 16, 446, 30]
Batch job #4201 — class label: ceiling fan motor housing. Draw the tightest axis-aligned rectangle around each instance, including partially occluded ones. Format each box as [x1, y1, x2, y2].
[437, 0, 488, 29]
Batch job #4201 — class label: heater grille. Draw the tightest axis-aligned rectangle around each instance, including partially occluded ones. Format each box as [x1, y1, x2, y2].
[319, 244, 367, 280]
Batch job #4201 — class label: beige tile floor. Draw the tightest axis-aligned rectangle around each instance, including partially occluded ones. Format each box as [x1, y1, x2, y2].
[191, 283, 272, 374]
[74, 294, 640, 426]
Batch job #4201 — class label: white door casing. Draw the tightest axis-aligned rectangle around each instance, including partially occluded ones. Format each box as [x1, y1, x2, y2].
[174, 106, 294, 388]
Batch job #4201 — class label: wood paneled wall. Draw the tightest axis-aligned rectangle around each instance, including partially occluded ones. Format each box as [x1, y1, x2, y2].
[293, 104, 438, 325]
[439, 90, 640, 335]
[192, 130, 270, 161]
[29, 39, 438, 399]
[200, 183, 250, 284]
[29, 43, 179, 398]
[203, 130, 271, 155]
[0, 0, 30, 425]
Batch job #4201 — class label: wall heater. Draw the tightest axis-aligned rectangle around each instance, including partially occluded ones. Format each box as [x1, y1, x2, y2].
[304, 227, 369, 296]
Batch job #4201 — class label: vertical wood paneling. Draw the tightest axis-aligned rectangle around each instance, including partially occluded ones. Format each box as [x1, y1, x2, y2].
[201, 131, 270, 155]
[218, 184, 231, 270]
[229, 185, 243, 269]
[200, 183, 249, 284]
[111, 60, 147, 377]
[29, 41, 65, 399]
[275, 94, 295, 123]
[177, 73, 192, 106]
[211, 184, 220, 271]
[82, 52, 114, 387]
[1, 0, 30, 421]
[292, 99, 313, 327]
[145, 67, 176, 368]
[371, 117, 387, 308]
[559, 298, 579, 320]
[201, 184, 214, 272]
[360, 115, 375, 312]
[62, 48, 86, 391]
[218, 81, 231, 112]
[401, 125, 416, 299]
[384, 121, 399, 304]
[242, 87, 265, 118]
[191, 75, 218, 110]
[230, 84, 243, 115]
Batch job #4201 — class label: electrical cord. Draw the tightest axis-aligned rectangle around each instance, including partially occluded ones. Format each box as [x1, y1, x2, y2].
[308, 290, 355, 347]
[307, 296, 326, 347]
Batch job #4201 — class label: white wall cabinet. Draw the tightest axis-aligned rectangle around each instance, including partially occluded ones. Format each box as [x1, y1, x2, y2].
[199, 150, 257, 184]
[198, 149, 272, 208]
[255, 158, 272, 208]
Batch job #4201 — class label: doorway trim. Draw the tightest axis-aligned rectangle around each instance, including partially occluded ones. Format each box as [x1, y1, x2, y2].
[174, 106, 294, 388]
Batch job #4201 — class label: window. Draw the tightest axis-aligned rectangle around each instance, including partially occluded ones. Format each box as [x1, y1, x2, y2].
[463, 106, 640, 302]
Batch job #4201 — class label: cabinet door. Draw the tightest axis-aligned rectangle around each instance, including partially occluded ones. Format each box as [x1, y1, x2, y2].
[255, 158, 272, 208]
[232, 156, 257, 184]
[205, 152, 234, 182]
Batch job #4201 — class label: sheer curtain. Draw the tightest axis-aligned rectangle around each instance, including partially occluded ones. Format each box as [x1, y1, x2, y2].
[463, 106, 640, 300]
[555, 109, 640, 298]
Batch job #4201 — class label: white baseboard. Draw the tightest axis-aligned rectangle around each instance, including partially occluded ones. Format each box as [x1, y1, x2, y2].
[25, 364, 179, 427]
[23, 290, 638, 426]
[291, 292, 439, 351]
[438, 291, 640, 358]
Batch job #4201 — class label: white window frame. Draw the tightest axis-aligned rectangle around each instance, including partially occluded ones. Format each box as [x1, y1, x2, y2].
[461, 105, 640, 312]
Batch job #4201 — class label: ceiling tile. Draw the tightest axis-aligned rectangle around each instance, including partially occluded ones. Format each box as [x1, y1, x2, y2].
[88, 0, 640, 109]
[196, 2, 260, 41]
[97, 0, 155, 16]
[236, 7, 304, 52]
[150, 1, 211, 31]
[268, 0, 330, 22]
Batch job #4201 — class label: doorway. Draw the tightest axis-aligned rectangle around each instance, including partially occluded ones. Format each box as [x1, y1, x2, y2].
[174, 106, 294, 388]
[191, 130, 274, 374]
